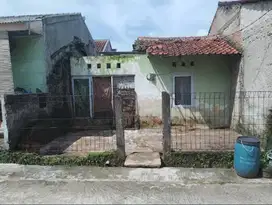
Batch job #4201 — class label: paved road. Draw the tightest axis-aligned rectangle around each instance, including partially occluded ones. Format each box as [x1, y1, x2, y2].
[0, 164, 271, 204]
[1, 180, 272, 204]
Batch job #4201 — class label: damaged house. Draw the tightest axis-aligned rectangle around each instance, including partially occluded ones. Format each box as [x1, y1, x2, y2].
[70, 36, 241, 129]
[0, 13, 96, 150]
[0, 13, 96, 94]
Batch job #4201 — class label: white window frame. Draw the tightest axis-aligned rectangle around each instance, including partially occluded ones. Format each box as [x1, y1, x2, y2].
[172, 73, 194, 108]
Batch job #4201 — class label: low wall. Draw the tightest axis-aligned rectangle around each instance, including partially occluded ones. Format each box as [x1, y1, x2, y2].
[3, 94, 47, 150]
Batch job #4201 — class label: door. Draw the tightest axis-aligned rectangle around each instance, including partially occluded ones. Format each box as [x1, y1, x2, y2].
[112, 75, 136, 128]
[72, 77, 93, 118]
[93, 77, 113, 118]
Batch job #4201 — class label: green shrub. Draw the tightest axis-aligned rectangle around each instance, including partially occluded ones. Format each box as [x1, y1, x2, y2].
[163, 151, 234, 168]
[0, 151, 124, 167]
[164, 151, 268, 169]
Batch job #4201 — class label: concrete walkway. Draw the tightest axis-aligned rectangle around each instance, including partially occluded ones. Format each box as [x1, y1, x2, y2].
[0, 164, 271, 204]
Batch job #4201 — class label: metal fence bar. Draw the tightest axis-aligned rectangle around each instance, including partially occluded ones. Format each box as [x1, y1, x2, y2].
[170, 91, 272, 152]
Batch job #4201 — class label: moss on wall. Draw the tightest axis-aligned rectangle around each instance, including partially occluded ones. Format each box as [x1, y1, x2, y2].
[89, 55, 136, 64]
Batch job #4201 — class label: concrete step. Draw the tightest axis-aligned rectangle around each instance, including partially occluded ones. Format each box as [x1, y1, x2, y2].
[124, 152, 161, 168]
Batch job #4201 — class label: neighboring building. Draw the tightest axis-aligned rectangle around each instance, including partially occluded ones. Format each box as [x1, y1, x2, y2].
[71, 36, 240, 128]
[94, 39, 116, 53]
[209, 0, 272, 92]
[209, 0, 272, 131]
[0, 13, 96, 95]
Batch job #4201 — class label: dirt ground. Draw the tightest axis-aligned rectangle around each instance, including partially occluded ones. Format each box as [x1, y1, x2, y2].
[39, 125, 241, 155]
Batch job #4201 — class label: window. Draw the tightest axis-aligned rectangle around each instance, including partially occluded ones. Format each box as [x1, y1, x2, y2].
[87, 64, 92, 69]
[107, 63, 111, 69]
[97, 63, 101, 69]
[117, 63, 121, 68]
[174, 76, 192, 106]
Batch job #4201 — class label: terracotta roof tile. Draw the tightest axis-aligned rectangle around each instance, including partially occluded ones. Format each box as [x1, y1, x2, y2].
[94, 40, 108, 52]
[134, 36, 240, 56]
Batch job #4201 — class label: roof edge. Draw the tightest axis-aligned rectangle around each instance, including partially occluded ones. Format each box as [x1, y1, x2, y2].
[208, 7, 220, 35]
[134, 35, 240, 55]
[136, 35, 220, 41]
[0, 12, 81, 19]
[102, 40, 110, 52]
[218, 0, 269, 6]
[0, 13, 82, 24]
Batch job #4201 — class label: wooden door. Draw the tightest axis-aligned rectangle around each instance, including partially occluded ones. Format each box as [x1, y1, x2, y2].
[93, 77, 113, 118]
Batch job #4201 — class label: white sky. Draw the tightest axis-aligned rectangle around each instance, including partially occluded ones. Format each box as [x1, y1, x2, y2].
[0, 0, 230, 51]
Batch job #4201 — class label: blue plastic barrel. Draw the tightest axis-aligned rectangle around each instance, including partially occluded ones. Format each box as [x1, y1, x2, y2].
[234, 136, 261, 178]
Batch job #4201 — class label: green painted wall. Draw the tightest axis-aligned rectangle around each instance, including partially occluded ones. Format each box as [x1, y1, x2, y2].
[10, 36, 47, 93]
[71, 54, 234, 127]
[148, 55, 231, 94]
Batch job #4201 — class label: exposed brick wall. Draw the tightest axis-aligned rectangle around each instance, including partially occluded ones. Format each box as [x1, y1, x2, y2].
[0, 31, 14, 95]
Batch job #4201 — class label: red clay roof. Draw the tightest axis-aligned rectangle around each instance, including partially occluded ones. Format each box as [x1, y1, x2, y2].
[134, 36, 240, 56]
[94, 39, 108, 52]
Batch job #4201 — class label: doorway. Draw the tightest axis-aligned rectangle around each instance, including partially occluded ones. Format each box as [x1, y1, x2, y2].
[93, 77, 113, 119]
[72, 77, 93, 118]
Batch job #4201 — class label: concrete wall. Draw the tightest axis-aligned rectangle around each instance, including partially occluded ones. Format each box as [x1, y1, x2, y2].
[71, 54, 235, 127]
[2, 94, 41, 150]
[209, 3, 242, 47]
[43, 14, 96, 76]
[239, 1, 272, 133]
[0, 31, 14, 95]
[240, 1, 272, 92]
[10, 36, 47, 93]
[210, 1, 272, 133]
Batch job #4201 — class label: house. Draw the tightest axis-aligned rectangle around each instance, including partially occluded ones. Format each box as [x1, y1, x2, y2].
[209, 0, 272, 133]
[94, 39, 116, 53]
[0, 13, 96, 95]
[0, 13, 97, 149]
[70, 36, 240, 128]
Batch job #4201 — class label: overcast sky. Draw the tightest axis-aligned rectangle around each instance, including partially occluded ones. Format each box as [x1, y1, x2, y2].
[0, 0, 224, 51]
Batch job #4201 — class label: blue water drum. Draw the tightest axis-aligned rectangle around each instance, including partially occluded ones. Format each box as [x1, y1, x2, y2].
[234, 136, 261, 178]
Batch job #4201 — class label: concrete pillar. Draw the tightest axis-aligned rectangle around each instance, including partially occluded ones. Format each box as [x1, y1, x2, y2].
[162, 92, 171, 154]
[114, 95, 125, 158]
[0, 31, 14, 95]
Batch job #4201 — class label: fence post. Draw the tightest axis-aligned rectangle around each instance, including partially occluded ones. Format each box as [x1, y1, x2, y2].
[162, 92, 171, 154]
[0, 95, 9, 150]
[114, 95, 126, 158]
